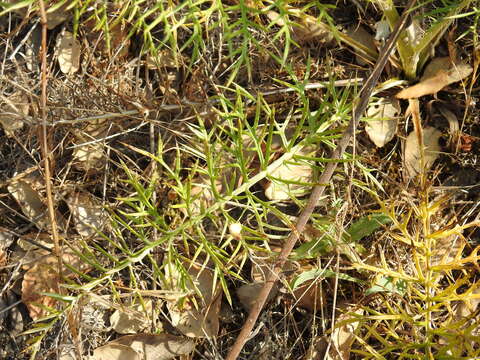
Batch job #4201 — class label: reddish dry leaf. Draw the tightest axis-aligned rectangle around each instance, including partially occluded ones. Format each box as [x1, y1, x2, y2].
[292, 279, 324, 312]
[22, 251, 88, 320]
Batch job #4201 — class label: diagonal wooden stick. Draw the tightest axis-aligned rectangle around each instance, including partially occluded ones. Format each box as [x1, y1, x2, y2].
[225, 1, 417, 358]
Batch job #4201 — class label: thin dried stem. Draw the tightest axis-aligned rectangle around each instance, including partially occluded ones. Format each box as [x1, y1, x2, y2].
[225, 0, 417, 358]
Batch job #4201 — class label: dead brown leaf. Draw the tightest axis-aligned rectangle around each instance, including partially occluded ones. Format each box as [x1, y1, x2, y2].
[164, 262, 222, 338]
[110, 299, 152, 334]
[113, 333, 195, 360]
[92, 343, 140, 360]
[22, 250, 89, 320]
[292, 279, 324, 312]
[365, 99, 400, 148]
[0, 91, 29, 137]
[346, 25, 378, 65]
[404, 126, 442, 178]
[57, 31, 81, 75]
[66, 192, 107, 238]
[396, 58, 473, 99]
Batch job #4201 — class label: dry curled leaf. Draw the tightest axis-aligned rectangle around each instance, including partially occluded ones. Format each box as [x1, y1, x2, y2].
[110, 299, 152, 334]
[404, 126, 442, 178]
[22, 250, 87, 320]
[265, 145, 315, 201]
[396, 57, 473, 99]
[57, 31, 81, 75]
[66, 192, 107, 238]
[0, 91, 29, 137]
[164, 262, 221, 338]
[8, 178, 50, 230]
[346, 25, 378, 65]
[113, 334, 195, 360]
[92, 343, 139, 360]
[365, 99, 400, 148]
[266, 9, 333, 44]
[328, 307, 364, 360]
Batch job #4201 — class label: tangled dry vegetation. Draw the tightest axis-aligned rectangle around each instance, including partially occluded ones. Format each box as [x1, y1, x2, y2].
[0, 1, 480, 359]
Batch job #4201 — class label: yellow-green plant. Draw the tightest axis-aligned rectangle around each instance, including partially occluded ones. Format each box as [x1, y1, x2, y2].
[350, 192, 480, 358]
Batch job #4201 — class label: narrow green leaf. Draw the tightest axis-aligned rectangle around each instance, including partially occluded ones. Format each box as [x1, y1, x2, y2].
[291, 268, 364, 290]
[344, 213, 391, 243]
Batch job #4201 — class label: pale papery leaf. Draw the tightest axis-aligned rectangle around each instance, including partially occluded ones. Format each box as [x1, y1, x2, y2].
[163, 262, 221, 338]
[92, 343, 139, 360]
[328, 307, 364, 360]
[396, 57, 472, 99]
[167, 300, 220, 338]
[57, 31, 81, 75]
[110, 300, 152, 334]
[72, 143, 105, 172]
[0, 91, 29, 137]
[264, 145, 315, 201]
[113, 334, 195, 360]
[404, 126, 442, 178]
[365, 99, 400, 147]
[66, 192, 107, 238]
[453, 287, 480, 321]
[8, 179, 50, 230]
